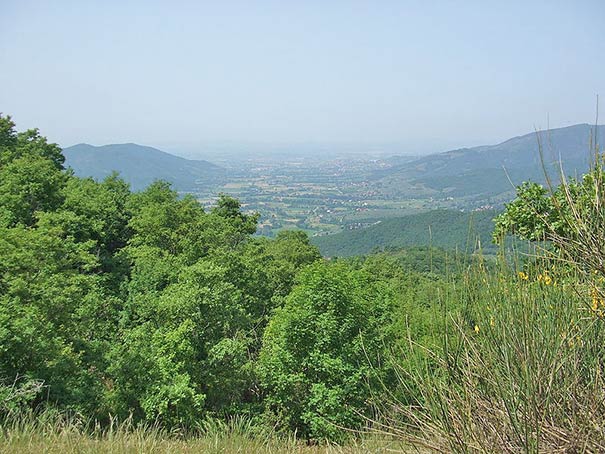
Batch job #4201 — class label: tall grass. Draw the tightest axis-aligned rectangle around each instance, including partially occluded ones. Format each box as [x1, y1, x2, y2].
[0, 413, 266, 453]
[379, 127, 605, 453]
[392, 259, 605, 452]
[0, 411, 411, 453]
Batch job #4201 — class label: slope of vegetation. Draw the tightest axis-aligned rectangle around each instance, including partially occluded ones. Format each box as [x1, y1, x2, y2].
[63, 143, 226, 191]
[2, 115, 605, 452]
[312, 209, 496, 257]
[376, 123, 605, 198]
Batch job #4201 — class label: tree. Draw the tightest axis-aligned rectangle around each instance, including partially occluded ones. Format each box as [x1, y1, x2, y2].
[212, 194, 259, 238]
[493, 161, 605, 303]
[0, 156, 67, 227]
[493, 167, 605, 250]
[0, 222, 107, 413]
[0, 115, 68, 227]
[0, 115, 17, 152]
[259, 261, 395, 441]
[107, 184, 283, 424]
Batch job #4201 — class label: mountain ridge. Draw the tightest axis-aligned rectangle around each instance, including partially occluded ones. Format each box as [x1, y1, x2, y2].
[376, 123, 605, 199]
[63, 142, 225, 191]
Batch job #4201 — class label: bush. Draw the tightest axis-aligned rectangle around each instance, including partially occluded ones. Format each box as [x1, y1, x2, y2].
[259, 261, 396, 442]
[0, 377, 45, 418]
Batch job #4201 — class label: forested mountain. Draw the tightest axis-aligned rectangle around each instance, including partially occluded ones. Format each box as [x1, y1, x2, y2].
[63, 143, 226, 191]
[312, 209, 496, 257]
[377, 124, 605, 198]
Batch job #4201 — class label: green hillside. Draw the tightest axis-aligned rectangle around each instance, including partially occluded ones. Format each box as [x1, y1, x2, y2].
[377, 124, 605, 198]
[63, 143, 226, 191]
[312, 209, 497, 257]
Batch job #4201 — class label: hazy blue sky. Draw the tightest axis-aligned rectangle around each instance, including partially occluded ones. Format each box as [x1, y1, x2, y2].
[1, 0, 604, 155]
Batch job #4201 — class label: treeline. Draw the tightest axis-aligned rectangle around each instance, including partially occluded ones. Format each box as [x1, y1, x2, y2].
[0, 116, 458, 441]
[312, 209, 497, 257]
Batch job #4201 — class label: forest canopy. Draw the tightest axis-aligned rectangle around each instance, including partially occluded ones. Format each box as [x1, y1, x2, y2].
[0, 115, 441, 440]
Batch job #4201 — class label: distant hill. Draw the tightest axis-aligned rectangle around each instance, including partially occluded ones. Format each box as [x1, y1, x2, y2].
[312, 209, 496, 257]
[377, 124, 605, 199]
[63, 143, 225, 191]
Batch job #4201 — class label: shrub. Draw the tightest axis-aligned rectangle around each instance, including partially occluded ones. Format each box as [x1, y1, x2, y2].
[259, 262, 395, 442]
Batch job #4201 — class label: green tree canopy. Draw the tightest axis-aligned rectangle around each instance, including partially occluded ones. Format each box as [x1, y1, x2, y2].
[259, 261, 395, 441]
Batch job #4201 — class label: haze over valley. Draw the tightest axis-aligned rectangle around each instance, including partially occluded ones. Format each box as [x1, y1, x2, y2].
[63, 123, 604, 252]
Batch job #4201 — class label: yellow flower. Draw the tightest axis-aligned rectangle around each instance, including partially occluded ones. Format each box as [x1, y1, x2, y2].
[490, 317, 495, 327]
[474, 324, 480, 334]
[543, 274, 552, 285]
[518, 271, 529, 280]
[590, 288, 605, 314]
[591, 296, 599, 311]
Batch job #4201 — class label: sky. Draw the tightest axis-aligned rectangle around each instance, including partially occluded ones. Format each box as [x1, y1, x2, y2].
[1, 0, 604, 156]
